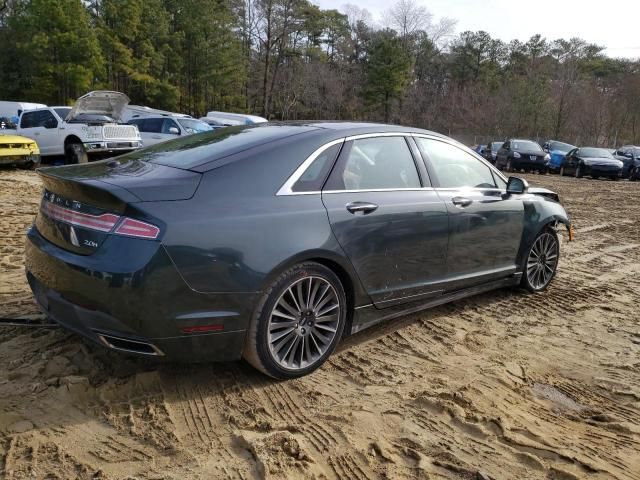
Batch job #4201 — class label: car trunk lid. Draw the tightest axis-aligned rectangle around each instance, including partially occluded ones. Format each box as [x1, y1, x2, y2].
[36, 159, 201, 255]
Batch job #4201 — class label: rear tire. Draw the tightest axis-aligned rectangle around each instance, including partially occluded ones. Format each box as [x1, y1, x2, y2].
[521, 227, 560, 293]
[65, 142, 88, 165]
[243, 262, 347, 379]
[506, 159, 513, 172]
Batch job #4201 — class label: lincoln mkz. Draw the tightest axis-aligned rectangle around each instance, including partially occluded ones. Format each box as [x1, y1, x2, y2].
[25, 123, 572, 378]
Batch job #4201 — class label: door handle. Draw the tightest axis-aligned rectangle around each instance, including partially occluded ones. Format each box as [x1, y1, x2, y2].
[346, 201, 378, 215]
[452, 196, 473, 207]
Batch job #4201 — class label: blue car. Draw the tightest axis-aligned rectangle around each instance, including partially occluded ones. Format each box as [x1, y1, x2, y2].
[543, 140, 576, 172]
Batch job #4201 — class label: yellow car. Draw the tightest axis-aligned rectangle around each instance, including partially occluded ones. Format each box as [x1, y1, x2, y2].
[0, 134, 40, 168]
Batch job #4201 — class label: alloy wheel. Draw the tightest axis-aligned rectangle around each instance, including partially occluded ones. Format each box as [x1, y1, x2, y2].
[526, 232, 559, 290]
[267, 276, 341, 370]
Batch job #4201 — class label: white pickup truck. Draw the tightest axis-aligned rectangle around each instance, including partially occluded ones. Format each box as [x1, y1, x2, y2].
[13, 91, 142, 164]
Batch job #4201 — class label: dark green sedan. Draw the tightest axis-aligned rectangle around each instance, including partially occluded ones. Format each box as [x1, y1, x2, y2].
[25, 122, 572, 378]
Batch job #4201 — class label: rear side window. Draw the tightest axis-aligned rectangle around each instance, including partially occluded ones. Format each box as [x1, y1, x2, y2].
[325, 136, 421, 190]
[292, 143, 341, 192]
[20, 111, 38, 128]
[416, 138, 497, 189]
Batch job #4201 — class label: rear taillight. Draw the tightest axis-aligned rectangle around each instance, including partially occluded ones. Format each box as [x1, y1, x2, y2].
[41, 201, 160, 240]
[114, 218, 160, 239]
[42, 202, 119, 232]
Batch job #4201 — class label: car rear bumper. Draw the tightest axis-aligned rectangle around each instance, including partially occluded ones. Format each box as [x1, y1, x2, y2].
[25, 226, 256, 362]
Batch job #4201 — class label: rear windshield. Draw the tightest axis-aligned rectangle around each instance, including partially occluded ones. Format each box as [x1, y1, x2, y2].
[118, 124, 318, 170]
[512, 140, 543, 152]
[579, 147, 614, 158]
[549, 141, 574, 152]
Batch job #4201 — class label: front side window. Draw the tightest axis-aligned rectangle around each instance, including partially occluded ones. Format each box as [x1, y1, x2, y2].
[161, 119, 180, 134]
[177, 118, 213, 134]
[416, 138, 497, 189]
[326, 136, 421, 191]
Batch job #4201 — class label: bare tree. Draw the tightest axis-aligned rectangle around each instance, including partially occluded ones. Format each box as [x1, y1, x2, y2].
[385, 0, 432, 38]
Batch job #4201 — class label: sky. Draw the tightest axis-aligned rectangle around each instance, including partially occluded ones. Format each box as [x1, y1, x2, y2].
[313, 0, 640, 59]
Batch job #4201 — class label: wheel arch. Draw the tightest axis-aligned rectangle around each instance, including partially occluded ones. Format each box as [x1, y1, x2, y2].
[258, 249, 369, 338]
[64, 135, 83, 148]
[516, 200, 571, 271]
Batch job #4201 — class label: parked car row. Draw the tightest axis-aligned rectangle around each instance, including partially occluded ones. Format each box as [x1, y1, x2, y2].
[476, 139, 640, 181]
[0, 92, 267, 166]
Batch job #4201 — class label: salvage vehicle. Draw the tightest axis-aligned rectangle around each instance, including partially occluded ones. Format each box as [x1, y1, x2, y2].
[0, 133, 40, 168]
[482, 141, 504, 164]
[560, 147, 623, 180]
[128, 115, 213, 146]
[543, 140, 576, 172]
[496, 139, 550, 173]
[13, 91, 142, 164]
[612, 145, 640, 179]
[25, 122, 572, 379]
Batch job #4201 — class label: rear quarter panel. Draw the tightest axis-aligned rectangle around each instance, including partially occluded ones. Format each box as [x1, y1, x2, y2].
[141, 139, 370, 304]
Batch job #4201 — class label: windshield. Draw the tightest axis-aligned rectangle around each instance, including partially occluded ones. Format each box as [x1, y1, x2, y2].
[512, 140, 543, 152]
[491, 142, 503, 151]
[177, 118, 213, 134]
[549, 141, 574, 153]
[579, 147, 614, 159]
[54, 107, 72, 121]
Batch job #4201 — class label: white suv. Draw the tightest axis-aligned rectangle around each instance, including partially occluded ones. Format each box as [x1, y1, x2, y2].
[15, 91, 142, 163]
[127, 116, 213, 146]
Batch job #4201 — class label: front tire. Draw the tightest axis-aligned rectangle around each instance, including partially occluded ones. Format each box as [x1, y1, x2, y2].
[244, 262, 347, 379]
[575, 164, 583, 178]
[559, 166, 565, 176]
[65, 142, 88, 164]
[521, 228, 560, 293]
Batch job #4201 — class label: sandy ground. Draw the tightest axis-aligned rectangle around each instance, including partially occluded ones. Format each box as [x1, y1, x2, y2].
[0, 168, 638, 480]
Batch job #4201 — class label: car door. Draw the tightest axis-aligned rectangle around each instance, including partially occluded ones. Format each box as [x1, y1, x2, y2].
[496, 141, 510, 168]
[35, 110, 62, 155]
[321, 135, 449, 307]
[160, 118, 181, 141]
[134, 118, 166, 146]
[564, 148, 579, 174]
[414, 137, 524, 291]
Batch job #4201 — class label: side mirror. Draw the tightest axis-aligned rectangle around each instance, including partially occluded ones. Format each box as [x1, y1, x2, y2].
[624, 152, 633, 159]
[169, 127, 180, 135]
[506, 176, 528, 195]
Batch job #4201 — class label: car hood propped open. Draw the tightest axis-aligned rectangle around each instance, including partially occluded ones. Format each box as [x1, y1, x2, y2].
[68, 91, 130, 122]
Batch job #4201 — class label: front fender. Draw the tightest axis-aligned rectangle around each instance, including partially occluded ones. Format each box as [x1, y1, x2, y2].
[516, 195, 572, 269]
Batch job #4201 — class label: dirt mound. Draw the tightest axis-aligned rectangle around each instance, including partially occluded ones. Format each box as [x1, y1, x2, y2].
[0, 169, 639, 479]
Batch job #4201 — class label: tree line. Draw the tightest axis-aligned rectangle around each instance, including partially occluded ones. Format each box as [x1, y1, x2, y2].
[1, 0, 639, 146]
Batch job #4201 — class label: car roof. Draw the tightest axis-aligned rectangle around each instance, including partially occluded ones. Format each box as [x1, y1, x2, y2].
[126, 121, 449, 172]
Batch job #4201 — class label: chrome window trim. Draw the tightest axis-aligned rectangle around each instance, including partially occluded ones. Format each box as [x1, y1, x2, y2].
[410, 133, 509, 184]
[323, 187, 436, 194]
[276, 131, 509, 196]
[276, 138, 345, 196]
